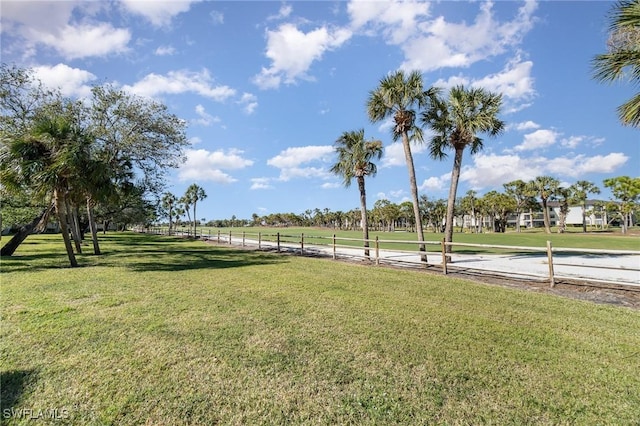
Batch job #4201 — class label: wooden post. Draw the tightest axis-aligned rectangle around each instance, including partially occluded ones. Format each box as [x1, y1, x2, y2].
[441, 238, 448, 275]
[547, 240, 555, 287]
[300, 233, 304, 255]
[332, 234, 336, 260]
[229, 230, 232, 245]
[217, 229, 220, 244]
[242, 231, 245, 247]
[277, 232, 280, 253]
[375, 236, 380, 266]
[258, 232, 262, 249]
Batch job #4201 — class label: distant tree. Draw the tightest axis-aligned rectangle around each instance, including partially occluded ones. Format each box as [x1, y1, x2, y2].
[592, 0, 640, 127]
[161, 192, 178, 235]
[555, 187, 572, 234]
[603, 175, 640, 233]
[183, 184, 207, 237]
[422, 85, 504, 251]
[569, 180, 601, 232]
[528, 176, 561, 234]
[503, 179, 538, 233]
[330, 129, 383, 258]
[367, 70, 434, 260]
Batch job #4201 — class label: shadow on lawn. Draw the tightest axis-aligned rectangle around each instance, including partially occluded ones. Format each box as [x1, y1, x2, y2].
[124, 247, 287, 272]
[0, 369, 38, 412]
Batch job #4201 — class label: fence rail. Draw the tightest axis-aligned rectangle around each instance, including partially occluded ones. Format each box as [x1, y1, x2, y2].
[137, 227, 640, 289]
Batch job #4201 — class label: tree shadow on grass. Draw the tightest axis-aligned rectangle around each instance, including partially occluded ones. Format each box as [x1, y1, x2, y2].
[0, 369, 38, 413]
[124, 247, 287, 272]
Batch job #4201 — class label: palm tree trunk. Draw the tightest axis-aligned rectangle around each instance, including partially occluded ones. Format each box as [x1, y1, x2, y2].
[0, 205, 52, 256]
[86, 198, 101, 255]
[66, 198, 82, 254]
[55, 189, 78, 267]
[581, 202, 587, 233]
[444, 148, 464, 253]
[193, 202, 197, 238]
[542, 199, 552, 234]
[357, 176, 370, 259]
[401, 132, 427, 261]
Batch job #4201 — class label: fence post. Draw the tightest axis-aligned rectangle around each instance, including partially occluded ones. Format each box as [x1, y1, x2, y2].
[242, 231, 245, 247]
[277, 232, 280, 253]
[375, 236, 380, 265]
[229, 230, 232, 245]
[258, 232, 262, 249]
[441, 238, 448, 275]
[332, 234, 336, 260]
[217, 229, 220, 244]
[547, 240, 555, 287]
[300, 233, 304, 255]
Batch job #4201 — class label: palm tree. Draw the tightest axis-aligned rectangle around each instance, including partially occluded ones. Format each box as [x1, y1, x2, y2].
[422, 85, 504, 252]
[367, 70, 435, 260]
[592, 0, 640, 127]
[528, 176, 561, 234]
[5, 116, 92, 266]
[503, 179, 537, 233]
[330, 129, 383, 258]
[184, 183, 207, 237]
[161, 192, 178, 235]
[569, 180, 601, 232]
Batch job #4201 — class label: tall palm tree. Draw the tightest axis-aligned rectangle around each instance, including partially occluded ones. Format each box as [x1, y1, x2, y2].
[569, 180, 601, 232]
[5, 116, 92, 266]
[184, 183, 207, 237]
[367, 70, 435, 260]
[161, 192, 178, 235]
[592, 0, 640, 127]
[528, 176, 560, 234]
[422, 85, 504, 252]
[330, 129, 383, 258]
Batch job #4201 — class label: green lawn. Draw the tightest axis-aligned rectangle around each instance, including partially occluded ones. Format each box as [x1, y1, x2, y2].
[1, 232, 639, 425]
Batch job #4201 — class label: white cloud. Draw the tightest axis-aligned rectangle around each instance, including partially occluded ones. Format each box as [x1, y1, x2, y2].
[512, 120, 540, 131]
[210, 10, 224, 25]
[381, 141, 428, 168]
[154, 45, 176, 56]
[192, 104, 220, 126]
[398, 1, 537, 72]
[179, 148, 254, 183]
[267, 145, 334, 181]
[457, 151, 629, 189]
[514, 129, 559, 152]
[238, 93, 258, 114]
[419, 175, 449, 192]
[321, 182, 341, 189]
[253, 23, 352, 89]
[348, 0, 431, 44]
[268, 4, 293, 21]
[39, 23, 130, 59]
[123, 69, 235, 101]
[250, 178, 274, 190]
[120, 0, 199, 27]
[32, 63, 96, 98]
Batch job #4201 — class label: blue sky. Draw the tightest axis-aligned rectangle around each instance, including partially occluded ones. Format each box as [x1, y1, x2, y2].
[2, 1, 637, 221]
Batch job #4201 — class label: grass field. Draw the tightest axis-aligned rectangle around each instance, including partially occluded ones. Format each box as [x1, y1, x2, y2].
[1, 232, 640, 425]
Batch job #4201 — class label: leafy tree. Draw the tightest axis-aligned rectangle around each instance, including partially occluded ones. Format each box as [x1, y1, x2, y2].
[503, 179, 538, 232]
[367, 70, 434, 259]
[603, 175, 640, 233]
[555, 187, 572, 234]
[528, 176, 561, 234]
[330, 129, 383, 258]
[592, 0, 640, 127]
[422, 85, 504, 251]
[569, 180, 601, 232]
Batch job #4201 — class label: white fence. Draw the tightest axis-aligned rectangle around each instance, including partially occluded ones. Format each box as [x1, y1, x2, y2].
[139, 227, 640, 288]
